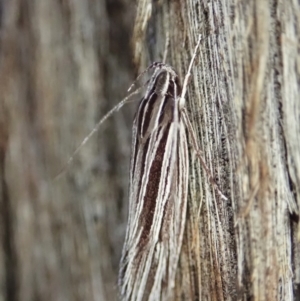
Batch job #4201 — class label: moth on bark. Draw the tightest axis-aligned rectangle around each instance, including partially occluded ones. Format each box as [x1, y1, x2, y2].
[118, 36, 226, 300]
[57, 35, 226, 301]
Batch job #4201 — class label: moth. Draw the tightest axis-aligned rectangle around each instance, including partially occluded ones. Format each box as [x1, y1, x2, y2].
[58, 34, 226, 300]
[118, 35, 227, 300]
[119, 62, 188, 301]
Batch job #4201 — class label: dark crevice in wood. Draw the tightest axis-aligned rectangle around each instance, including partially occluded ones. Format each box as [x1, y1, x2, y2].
[0, 135, 18, 301]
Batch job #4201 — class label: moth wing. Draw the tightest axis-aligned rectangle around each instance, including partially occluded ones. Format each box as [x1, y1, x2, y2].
[120, 87, 189, 301]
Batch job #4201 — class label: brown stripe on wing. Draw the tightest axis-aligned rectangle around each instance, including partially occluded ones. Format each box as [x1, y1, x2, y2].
[136, 93, 157, 138]
[137, 70, 170, 138]
[139, 123, 171, 242]
[131, 72, 176, 206]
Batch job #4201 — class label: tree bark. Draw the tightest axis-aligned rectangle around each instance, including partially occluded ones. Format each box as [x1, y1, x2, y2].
[132, 0, 299, 300]
[0, 0, 299, 301]
[0, 1, 134, 300]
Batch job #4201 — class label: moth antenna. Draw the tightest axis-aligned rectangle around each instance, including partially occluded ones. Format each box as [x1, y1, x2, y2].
[163, 32, 170, 64]
[180, 34, 227, 200]
[180, 34, 202, 101]
[54, 86, 142, 180]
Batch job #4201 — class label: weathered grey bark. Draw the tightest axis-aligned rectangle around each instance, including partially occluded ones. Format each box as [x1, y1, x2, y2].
[131, 0, 300, 300]
[0, 0, 299, 301]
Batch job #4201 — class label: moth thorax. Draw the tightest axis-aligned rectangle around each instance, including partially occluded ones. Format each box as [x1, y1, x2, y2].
[154, 71, 170, 96]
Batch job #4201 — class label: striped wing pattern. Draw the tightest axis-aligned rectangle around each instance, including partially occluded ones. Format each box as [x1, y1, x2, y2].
[119, 65, 189, 301]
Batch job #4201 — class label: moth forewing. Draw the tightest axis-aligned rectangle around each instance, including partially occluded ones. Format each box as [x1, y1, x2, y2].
[119, 65, 188, 301]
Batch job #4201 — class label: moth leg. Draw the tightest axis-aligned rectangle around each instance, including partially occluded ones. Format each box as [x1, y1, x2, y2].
[181, 107, 228, 200]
